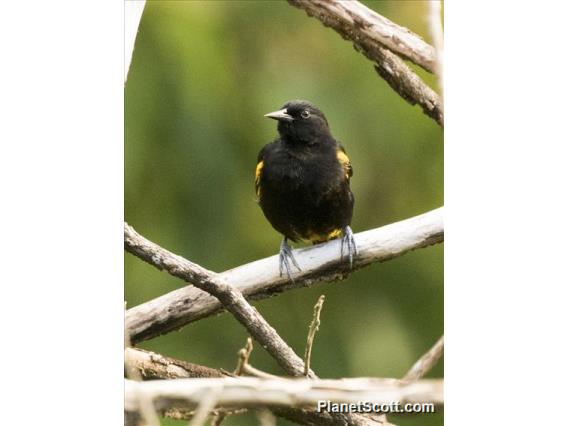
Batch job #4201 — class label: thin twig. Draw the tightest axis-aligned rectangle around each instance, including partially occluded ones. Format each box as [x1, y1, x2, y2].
[234, 337, 254, 376]
[126, 207, 443, 344]
[403, 335, 444, 381]
[242, 364, 280, 380]
[287, 0, 443, 126]
[213, 337, 255, 426]
[233, 337, 280, 379]
[304, 295, 325, 376]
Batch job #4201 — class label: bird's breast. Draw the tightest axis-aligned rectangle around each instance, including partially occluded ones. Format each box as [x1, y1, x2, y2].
[264, 147, 339, 190]
[258, 143, 353, 243]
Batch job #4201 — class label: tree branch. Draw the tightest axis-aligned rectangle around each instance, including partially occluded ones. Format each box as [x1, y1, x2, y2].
[125, 347, 230, 380]
[287, 0, 443, 127]
[125, 223, 315, 379]
[124, 207, 445, 426]
[289, 0, 436, 73]
[124, 377, 443, 412]
[126, 207, 443, 344]
[125, 347, 378, 426]
[304, 295, 325, 376]
[403, 335, 444, 382]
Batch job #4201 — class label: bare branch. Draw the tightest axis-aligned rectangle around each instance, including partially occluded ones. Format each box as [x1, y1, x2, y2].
[124, 377, 443, 411]
[125, 223, 315, 379]
[233, 338, 280, 379]
[304, 295, 325, 376]
[288, 0, 443, 127]
[403, 335, 444, 382]
[126, 207, 443, 344]
[372, 48, 443, 127]
[242, 364, 280, 380]
[124, 334, 161, 426]
[125, 347, 381, 426]
[212, 338, 255, 426]
[288, 0, 436, 72]
[125, 347, 229, 380]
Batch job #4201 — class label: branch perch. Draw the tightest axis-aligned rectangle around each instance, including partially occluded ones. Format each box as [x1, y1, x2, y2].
[125, 3, 444, 425]
[125, 222, 315, 379]
[288, 0, 443, 127]
[126, 207, 443, 344]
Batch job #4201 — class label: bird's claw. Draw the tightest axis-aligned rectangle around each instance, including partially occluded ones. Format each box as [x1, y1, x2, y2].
[340, 226, 358, 269]
[279, 238, 301, 280]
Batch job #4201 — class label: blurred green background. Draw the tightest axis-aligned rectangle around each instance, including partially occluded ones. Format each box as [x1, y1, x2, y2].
[125, 1, 443, 425]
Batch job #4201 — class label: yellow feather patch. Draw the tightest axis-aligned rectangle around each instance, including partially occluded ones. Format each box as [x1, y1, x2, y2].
[255, 160, 264, 197]
[337, 149, 352, 179]
[306, 228, 343, 243]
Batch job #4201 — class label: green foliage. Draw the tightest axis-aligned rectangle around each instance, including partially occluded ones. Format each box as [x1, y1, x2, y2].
[125, 2, 443, 425]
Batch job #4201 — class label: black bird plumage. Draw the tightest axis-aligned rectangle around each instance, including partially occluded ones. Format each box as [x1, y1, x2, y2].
[255, 100, 357, 278]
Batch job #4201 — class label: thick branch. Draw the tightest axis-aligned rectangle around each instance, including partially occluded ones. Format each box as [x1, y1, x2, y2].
[125, 347, 229, 380]
[125, 223, 314, 379]
[288, 0, 443, 127]
[125, 347, 371, 426]
[126, 207, 443, 344]
[125, 377, 443, 412]
[288, 0, 436, 73]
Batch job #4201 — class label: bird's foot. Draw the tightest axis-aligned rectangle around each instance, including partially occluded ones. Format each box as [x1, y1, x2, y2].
[340, 226, 358, 269]
[279, 238, 301, 279]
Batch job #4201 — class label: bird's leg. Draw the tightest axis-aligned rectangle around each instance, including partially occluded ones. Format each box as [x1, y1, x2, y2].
[340, 226, 358, 269]
[279, 237, 301, 279]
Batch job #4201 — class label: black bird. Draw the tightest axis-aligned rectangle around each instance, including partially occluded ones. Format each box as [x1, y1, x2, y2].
[255, 100, 357, 278]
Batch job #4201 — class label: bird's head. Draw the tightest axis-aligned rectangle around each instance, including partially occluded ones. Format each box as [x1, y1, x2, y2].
[264, 100, 330, 144]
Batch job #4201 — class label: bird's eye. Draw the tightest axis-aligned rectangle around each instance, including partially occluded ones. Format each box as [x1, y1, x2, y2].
[301, 110, 311, 119]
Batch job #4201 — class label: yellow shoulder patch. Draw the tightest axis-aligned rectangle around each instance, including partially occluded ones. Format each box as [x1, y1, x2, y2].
[255, 160, 264, 197]
[337, 149, 352, 179]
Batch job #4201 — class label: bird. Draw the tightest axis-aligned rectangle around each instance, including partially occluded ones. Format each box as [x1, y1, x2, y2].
[255, 100, 357, 279]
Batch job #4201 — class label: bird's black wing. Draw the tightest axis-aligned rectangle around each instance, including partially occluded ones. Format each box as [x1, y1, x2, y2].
[337, 143, 353, 180]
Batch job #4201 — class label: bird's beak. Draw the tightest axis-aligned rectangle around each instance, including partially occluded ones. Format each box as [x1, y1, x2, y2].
[264, 108, 294, 122]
